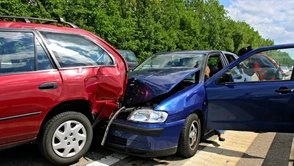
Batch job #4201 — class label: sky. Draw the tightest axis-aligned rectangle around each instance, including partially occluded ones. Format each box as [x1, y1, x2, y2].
[219, 0, 294, 45]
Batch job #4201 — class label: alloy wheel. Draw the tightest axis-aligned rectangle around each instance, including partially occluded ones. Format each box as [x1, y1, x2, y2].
[189, 120, 198, 149]
[52, 120, 87, 158]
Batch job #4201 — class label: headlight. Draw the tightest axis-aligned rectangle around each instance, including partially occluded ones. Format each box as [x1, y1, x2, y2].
[127, 108, 168, 123]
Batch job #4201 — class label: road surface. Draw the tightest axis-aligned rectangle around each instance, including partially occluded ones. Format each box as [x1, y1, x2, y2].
[0, 131, 293, 166]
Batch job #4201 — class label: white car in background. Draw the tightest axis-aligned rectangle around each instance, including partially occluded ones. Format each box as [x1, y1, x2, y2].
[280, 66, 290, 76]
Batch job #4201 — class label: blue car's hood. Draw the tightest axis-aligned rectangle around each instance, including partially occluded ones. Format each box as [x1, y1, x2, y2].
[124, 68, 199, 106]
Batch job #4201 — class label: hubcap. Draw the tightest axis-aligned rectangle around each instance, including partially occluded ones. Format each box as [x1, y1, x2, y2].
[52, 120, 87, 158]
[189, 120, 198, 149]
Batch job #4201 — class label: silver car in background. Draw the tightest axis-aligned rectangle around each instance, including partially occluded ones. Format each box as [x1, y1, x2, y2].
[118, 49, 139, 70]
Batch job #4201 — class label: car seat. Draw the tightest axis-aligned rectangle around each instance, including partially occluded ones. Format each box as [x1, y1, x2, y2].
[208, 64, 219, 77]
[217, 60, 223, 70]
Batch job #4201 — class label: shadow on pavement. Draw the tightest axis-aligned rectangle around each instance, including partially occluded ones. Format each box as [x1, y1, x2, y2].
[0, 142, 114, 166]
[198, 145, 264, 159]
[0, 143, 55, 166]
[201, 140, 221, 147]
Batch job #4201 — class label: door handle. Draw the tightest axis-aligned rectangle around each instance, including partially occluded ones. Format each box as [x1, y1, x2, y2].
[275, 87, 294, 94]
[39, 82, 58, 90]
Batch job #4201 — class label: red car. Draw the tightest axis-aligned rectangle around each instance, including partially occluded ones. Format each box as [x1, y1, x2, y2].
[0, 16, 128, 165]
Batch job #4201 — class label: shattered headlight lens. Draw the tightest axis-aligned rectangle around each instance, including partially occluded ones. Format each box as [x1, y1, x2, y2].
[127, 108, 168, 123]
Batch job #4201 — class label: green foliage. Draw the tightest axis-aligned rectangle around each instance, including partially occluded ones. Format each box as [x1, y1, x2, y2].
[265, 50, 294, 67]
[208, 57, 219, 66]
[1, 0, 281, 63]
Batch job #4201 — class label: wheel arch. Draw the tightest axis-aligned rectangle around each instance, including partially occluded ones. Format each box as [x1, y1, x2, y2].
[191, 109, 205, 137]
[37, 99, 93, 140]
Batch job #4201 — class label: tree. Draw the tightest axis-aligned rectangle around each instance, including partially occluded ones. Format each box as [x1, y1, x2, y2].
[0, 0, 276, 62]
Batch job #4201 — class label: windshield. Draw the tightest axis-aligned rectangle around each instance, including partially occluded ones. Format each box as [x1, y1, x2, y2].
[118, 50, 137, 62]
[134, 53, 205, 71]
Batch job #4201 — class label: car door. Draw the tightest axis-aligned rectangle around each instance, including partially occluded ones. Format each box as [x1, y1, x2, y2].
[205, 44, 294, 133]
[0, 30, 62, 145]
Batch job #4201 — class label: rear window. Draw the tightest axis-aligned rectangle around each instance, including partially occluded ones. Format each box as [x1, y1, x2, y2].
[118, 50, 137, 62]
[40, 31, 114, 68]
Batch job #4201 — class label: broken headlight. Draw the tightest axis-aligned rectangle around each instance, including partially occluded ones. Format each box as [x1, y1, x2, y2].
[127, 108, 168, 123]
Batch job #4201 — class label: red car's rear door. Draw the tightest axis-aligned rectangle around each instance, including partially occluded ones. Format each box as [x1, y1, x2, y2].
[0, 30, 62, 145]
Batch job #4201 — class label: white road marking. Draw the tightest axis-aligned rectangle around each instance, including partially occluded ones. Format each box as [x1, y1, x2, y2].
[86, 153, 129, 166]
[289, 137, 294, 166]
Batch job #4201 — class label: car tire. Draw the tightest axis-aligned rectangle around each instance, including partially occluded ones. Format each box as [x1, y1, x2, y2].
[39, 111, 93, 165]
[177, 113, 201, 158]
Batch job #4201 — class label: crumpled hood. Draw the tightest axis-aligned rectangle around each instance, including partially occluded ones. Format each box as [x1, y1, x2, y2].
[123, 68, 200, 106]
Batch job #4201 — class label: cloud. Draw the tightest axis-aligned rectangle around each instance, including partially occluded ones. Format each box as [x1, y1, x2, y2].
[224, 0, 294, 44]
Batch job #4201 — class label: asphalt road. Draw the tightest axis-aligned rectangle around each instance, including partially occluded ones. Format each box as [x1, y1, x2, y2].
[0, 132, 293, 166]
[237, 132, 294, 166]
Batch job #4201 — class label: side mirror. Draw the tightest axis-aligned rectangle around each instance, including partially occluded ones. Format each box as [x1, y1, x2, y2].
[215, 72, 233, 84]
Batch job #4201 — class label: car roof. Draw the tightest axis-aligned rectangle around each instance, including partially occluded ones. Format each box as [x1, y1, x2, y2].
[222, 51, 236, 55]
[0, 21, 90, 35]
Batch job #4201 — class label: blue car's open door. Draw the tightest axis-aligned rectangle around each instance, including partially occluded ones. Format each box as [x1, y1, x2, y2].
[204, 44, 294, 133]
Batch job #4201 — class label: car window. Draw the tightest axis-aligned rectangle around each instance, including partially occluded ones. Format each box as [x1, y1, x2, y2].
[126, 51, 137, 62]
[225, 54, 236, 64]
[118, 50, 137, 62]
[207, 55, 224, 77]
[36, 38, 54, 70]
[226, 48, 293, 82]
[40, 31, 114, 68]
[0, 32, 35, 74]
[118, 50, 127, 57]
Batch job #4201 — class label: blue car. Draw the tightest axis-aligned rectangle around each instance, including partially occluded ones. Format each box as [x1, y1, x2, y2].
[104, 45, 294, 158]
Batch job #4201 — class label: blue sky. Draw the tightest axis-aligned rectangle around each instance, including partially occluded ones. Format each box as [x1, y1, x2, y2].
[219, 0, 294, 45]
[219, 0, 294, 59]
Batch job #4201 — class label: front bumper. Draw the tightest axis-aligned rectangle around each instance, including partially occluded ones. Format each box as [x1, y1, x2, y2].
[106, 140, 177, 158]
[110, 122, 164, 136]
[105, 119, 185, 157]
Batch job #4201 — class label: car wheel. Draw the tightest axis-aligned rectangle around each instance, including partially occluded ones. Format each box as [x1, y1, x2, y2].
[177, 114, 201, 157]
[39, 111, 93, 165]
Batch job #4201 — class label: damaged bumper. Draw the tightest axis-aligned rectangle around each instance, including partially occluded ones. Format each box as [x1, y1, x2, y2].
[104, 116, 185, 157]
[106, 141, 177, 158]
[110, 122, 164, 136]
